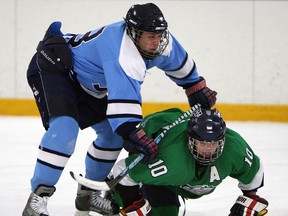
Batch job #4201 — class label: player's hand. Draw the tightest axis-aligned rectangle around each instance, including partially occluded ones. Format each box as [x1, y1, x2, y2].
[123, 129, 158, 164]
[185, 76, 217, 109]
[229, 195, 268, 216]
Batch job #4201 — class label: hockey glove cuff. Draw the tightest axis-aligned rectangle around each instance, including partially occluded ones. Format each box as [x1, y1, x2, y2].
[120, 198, 151, 216]
[123, 129, 158, 164]
[229, 195, 268, 216]
[185, 76, 217, 109]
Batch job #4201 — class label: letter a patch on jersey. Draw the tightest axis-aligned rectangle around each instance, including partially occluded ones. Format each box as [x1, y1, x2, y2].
[210, 166, 220, 182]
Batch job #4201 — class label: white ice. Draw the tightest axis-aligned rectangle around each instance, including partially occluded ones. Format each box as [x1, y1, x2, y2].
[1, 116, 287, 215]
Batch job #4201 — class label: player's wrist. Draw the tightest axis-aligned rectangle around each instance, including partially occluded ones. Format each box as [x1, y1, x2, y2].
[116, 121, 140, 139]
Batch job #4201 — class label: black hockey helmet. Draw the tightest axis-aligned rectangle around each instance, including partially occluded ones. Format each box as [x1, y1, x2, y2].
[124, 3, 169, 59]
[187, 108, 226, 165]
[125, 3, 168, 32]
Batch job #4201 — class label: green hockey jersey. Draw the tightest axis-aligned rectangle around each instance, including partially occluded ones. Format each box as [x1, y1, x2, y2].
[125, 108, 264, 199]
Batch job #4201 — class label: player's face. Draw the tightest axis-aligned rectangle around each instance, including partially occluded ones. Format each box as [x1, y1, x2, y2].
[138, 32, 162, 53]
[194, 140, 219, 159]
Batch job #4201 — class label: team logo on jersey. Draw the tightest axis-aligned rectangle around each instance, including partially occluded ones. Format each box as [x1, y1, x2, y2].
[180, 184, 215, 196]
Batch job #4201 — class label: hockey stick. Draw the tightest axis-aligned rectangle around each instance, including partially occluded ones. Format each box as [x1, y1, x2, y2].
[70, 103, 201, 191]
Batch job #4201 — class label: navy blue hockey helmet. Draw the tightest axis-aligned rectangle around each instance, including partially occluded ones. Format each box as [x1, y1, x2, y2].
[187, 108, 226, 165]
[124, 3, 169, 59]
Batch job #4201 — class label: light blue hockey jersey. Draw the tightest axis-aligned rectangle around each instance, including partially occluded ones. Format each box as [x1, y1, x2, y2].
[64, 21, 200, 132]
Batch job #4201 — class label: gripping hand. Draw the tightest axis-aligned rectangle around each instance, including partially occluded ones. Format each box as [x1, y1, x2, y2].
[185, 76, 217, 109]
[229, 195, 268, 216]
[123, 129, 158, 164]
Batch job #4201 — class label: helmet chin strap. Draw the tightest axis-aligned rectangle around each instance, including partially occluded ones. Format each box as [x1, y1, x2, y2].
[138, 46, 159, 60]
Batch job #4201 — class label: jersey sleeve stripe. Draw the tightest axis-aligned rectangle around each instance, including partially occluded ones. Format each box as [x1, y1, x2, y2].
[164, 54, 196, 79]
[238, 159, 264, 191]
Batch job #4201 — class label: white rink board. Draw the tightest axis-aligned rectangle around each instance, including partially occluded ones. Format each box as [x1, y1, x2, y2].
[0, 0, 288, 104]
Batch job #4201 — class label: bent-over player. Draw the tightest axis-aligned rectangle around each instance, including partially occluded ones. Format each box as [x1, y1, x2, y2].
[112, 108, 268, 216]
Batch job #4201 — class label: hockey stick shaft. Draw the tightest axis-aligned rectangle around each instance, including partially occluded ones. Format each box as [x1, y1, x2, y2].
[70, 103, 201, 191]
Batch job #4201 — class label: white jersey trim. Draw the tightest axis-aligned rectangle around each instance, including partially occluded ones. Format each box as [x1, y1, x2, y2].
[119, 31, 146, 82]
[107, 102, 142, 116]
[238, 158, 264, 191]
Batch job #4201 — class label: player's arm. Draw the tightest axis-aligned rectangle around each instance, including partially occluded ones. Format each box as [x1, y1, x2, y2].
[230, 174, 268, 216]
[159, 34, 217, 109]
[228, 138, 268, 216]
[230, 171, 268, 216]
[104, 60, 158, 164]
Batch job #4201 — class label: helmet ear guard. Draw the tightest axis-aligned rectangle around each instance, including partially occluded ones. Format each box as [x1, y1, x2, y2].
[187, 108, 226, 165]
[130, 28, 136, 39]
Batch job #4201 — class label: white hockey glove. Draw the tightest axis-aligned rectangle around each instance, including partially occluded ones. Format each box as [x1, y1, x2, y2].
[120, 198, 151, 216]
[229, 195, 268, 216]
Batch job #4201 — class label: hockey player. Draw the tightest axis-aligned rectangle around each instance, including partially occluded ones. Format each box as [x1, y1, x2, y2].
[22, 3, 217, 216]
[113, 107, 268, 216]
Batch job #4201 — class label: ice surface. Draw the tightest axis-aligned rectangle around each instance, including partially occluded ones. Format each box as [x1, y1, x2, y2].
[1, 116, 287, 215]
